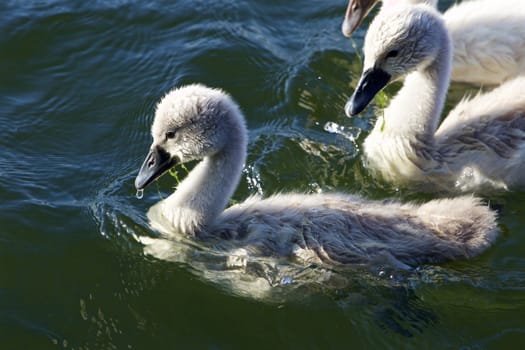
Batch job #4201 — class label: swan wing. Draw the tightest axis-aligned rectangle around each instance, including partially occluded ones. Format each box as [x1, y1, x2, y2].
[435, 76, 525, 182]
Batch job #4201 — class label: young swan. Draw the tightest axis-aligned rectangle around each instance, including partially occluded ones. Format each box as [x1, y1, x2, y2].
[342, 0, 525, 85]
[346, 4, 525, 192]
[135, 84, 499, 268]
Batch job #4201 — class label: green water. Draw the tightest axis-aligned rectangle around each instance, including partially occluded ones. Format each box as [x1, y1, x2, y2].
[1, 0, 524, 348]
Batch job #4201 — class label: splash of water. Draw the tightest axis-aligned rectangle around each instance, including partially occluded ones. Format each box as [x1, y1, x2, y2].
[323, 121, 361, 142]
[136, 189, 144, 199]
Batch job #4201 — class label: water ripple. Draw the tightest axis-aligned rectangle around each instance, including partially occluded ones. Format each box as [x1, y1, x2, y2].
[1, 0, 524, 348]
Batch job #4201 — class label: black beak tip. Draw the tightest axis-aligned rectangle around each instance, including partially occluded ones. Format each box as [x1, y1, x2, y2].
[344, 97, 360, 117]
[345, 67, 391, 118]
[134, 147, 174, 191]
[135, 167, 153, 190]
[134, 176, 145, 191]
[341, 21, 353, 38]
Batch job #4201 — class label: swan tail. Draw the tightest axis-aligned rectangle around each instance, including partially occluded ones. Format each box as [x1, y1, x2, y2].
[417, 196, 500, 259]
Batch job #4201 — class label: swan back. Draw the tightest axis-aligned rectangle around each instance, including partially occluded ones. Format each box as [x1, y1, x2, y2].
[443, 0, 525, 84]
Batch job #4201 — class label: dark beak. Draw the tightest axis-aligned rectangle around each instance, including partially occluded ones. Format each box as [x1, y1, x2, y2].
[135, 146, 176, 190]
[345, 67, 391, 117]
[342, 0, 377, 37]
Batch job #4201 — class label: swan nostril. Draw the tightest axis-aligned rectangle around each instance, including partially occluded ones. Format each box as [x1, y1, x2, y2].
[147, 153, 156, 168]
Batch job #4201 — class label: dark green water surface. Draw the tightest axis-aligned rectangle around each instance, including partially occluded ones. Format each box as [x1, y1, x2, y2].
[1, 0, 524, 348]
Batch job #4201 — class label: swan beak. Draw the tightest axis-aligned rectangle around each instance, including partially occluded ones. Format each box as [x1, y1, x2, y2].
[345, 67, 391, 117]
[342, 0, 376, 37]
[135, 146, 176, 190]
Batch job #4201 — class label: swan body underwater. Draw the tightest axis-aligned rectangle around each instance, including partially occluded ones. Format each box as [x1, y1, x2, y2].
[345, 3, 525, 192]
[135, 84, 499, 270]
[342, 0, 525, 85]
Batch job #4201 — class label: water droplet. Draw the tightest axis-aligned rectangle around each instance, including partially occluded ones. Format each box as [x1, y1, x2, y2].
[280, 276, 295, 285]
[136, 189, 144, 199]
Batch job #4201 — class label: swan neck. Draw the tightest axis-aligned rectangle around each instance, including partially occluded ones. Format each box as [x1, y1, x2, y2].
[165, 122, 247, 234]
[382, 30, 451, 138]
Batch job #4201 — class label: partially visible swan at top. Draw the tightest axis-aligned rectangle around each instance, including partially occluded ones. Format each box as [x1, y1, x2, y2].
[135, 84, 499, 269]
[342, 0, 525, 85]
[342, 0, 436, 36]
[345, 3, 525, 192]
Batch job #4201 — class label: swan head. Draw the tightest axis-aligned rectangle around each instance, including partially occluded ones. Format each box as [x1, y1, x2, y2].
[135, 84, 246, 190]
[345, 3, 446, 116]
[342, 0, 378, 37]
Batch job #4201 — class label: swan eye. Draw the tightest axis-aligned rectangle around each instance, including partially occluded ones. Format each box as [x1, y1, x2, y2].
[352, 1, 359, 11]
[165, 131, 176, 140]
[386, 50, 399, 59]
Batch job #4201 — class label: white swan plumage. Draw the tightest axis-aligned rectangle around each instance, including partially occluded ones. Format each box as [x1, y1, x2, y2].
[345, 3, 525, 192]
[342, 0, 525, 85]
[135, 84, 499, 268]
